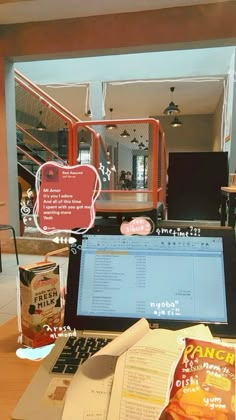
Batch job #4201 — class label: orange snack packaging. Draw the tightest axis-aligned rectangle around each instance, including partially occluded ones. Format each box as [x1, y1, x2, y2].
[160, 338, 236, 420]
[18, 261, 63, 348]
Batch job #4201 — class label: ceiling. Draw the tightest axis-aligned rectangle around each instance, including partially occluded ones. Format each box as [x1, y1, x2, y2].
[10, 0, 228, 125]
[38, 78, 225, 121]
[0, 0, 230, 25]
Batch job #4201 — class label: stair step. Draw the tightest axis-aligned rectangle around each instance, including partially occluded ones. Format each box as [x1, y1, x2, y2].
[18, 160, 39, 166]
[18, 162, 36, 184]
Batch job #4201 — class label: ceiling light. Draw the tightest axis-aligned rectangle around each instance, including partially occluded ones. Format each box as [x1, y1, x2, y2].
[106, 151, 111, 164]
[163, 87, 180, 115]
[138, 135, 145, 148]
[36, 111, 46, 130]
[130, 129, 138, 144]
[85, 109, 91, 117]
[170, 116, 183, 127]
[120, 129, 130, 138]
[106, 108, 117, 130]
[79, 129, 86, 144]
[36, 122, 47, 131]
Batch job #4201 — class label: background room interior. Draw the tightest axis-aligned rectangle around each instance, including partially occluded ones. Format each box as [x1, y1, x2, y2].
[15, 46, 234, 157]
[1, 1, 236, 238]
[12, 45, 236, 235]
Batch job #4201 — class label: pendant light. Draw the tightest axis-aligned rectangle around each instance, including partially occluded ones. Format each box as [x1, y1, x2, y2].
[144, 139, 149, 151]
[130, 129, 138, 144]
[163, 87, 180, 115]
[36, 110, 47, 130]
[138, 135, 145, 148]
[170, 116, 183, 127]
[120, 129, 130, 138]
[79, 129, 87, 144]
[106, 108, 117, 130]
[80, 137, 86, 145]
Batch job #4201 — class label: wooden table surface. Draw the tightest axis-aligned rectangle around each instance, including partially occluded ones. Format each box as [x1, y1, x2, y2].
[96, 200, 154, 213]
[0, 317, 41, 420]
[221, 186, 236, 192]
[96, 192, 155, 213]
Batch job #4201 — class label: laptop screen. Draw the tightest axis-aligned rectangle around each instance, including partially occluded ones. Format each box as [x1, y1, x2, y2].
[64, 224, 236, 337]
[77, 234, 227, 323]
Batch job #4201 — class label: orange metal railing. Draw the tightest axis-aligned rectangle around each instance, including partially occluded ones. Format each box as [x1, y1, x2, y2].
[15, 73, 74, 165]
[16, 123, 66, 165]
[73, 118, 166, 211]
[17, 146, 41, 167]
[15, 70, 167, 213]
[14, 70, 102, 166]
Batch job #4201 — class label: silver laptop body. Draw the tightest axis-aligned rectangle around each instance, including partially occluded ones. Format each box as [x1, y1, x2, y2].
[12, 224, 236, 420]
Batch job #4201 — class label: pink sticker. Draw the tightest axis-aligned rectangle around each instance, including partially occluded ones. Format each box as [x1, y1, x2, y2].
[34, 162, 101, 235]
[120, 217, 153, 236]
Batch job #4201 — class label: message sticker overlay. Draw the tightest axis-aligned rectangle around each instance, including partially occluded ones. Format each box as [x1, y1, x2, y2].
[120, 217, 154, 236]
[160, 338, 236, 420]
[34, 162, 101, 235]
[16, 344, 55, 361]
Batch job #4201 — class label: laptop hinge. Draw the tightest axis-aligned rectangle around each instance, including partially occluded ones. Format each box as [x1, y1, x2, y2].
[82, 330, 120, 338]
[149, 323, 160, 329]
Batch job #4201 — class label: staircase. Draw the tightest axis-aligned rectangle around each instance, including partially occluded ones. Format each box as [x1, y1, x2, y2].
[15, 69, 79, 214]
[14, 70, 167, 253]
[14, 71, 107, 251]
[17, 129, 44, 187]
[14, 70, 79, 247]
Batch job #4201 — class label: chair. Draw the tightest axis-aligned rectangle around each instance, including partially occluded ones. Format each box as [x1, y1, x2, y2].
[0, 224, 19, 272]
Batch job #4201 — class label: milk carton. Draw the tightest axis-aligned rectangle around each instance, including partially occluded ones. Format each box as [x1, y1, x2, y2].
[19, 261, 62, 348]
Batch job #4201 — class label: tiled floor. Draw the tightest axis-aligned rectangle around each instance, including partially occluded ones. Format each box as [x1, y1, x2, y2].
[0, 253, 69, 327]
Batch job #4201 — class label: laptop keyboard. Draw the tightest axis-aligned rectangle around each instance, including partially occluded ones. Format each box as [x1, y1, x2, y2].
[51, 336, 113, 375]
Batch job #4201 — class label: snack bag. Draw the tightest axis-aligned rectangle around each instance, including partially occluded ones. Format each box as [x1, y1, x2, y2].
[160, 338, 235, 419]
[18, 261, 62, 348]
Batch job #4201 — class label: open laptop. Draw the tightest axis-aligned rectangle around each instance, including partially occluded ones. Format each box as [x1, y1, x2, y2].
[12, 223, 236, 420]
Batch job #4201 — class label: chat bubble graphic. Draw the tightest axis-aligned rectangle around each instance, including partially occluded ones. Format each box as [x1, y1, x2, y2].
[34, 162, 101, 235]
[120, 217, 154, 236]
